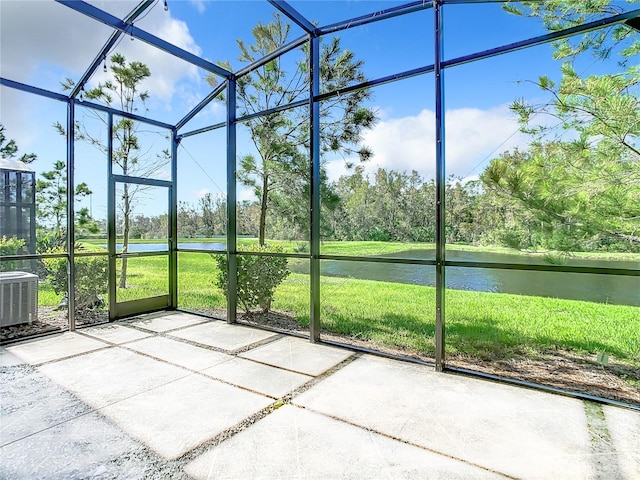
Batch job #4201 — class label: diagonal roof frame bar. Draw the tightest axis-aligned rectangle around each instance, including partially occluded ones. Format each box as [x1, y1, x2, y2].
[267, 0, 316, 34]
[70, 0, 155, 99]
[84, 98, 174, 130]
[176, 81, 227, 131]
[56, 0, 232, 79]
[235, 34, 308, 79]
[178, 121, 226, 140]
[179, 98, 309, 139]
[319, 1, 434, 35]
[315, 8, 639, 103]
[0, 78, 173, 130]
[442, 8, 640, 68]
[180, 6, 639, 138]
[316, 65, 435, 102]
[1, 78, 70, 103]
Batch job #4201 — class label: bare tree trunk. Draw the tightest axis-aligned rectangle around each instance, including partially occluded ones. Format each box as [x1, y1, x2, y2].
[258, 175, 269, 246]
[119, 183, 130, 288]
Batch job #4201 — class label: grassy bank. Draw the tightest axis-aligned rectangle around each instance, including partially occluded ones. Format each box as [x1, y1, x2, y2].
[35, 244, 639, 365]
[40, 252, 635, 364]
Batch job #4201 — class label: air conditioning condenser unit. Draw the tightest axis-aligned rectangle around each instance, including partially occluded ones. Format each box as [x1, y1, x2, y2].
[0, 271, 38, 327]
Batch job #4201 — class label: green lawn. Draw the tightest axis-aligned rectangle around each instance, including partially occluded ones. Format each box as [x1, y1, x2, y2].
[43, 249, 639, 366]
[45, 239, 640, 368]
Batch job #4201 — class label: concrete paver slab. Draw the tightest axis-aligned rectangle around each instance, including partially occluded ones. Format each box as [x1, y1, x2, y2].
[602, 404, 640, 479]
[0, 348, 25, 366]
[294, 354, 618, 479]
[2, 316, 637, 480]
[239, 336, 353, 376]
[185, 404, 504, 480]
[5, 332, 109, 365]
[99, 373, 273, 460]
[38, 347, 187, 409]
[169, 320, 276, 352]
[0, 364, 91, 445]
[126, 312, 205, 332]
[0, 411, 141, 480]
[126, 336, 232, 371]
[80, 323, 153, 344]
[202, 357, 312, 398]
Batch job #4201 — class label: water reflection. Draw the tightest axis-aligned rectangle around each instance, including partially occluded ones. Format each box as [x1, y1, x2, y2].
[292, 250, 640, 306]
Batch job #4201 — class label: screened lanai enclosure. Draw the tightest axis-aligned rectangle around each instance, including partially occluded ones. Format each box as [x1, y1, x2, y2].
[1, 0, 639, 408]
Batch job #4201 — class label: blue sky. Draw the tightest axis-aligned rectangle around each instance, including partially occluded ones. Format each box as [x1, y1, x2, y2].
[1, 0, 635, 219]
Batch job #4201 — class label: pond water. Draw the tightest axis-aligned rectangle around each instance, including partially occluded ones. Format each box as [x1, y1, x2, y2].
[113, 244, 639, 306]
[112, 242, 227, 251]
[291, 250, 640, 307]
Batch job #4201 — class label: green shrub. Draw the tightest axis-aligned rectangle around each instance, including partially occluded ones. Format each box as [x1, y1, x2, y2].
[214, 244, 290, 314]
[44, 246, 108, 311]
[0, 236, 26, 271]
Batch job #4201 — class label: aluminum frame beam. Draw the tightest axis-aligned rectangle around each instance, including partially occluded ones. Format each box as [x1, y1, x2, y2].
[1, 78, 69, 103]
[226, 79, 238, 324]
[443, 9, 640, 68]
[66, 101, 76, 330]
[1, 78, 174, 130]
[176, 82, 227, 132]
[319, 1, 433, 35]
[235, 34, 308, 79]
[56, 0, 232, 79]
[309, 34, 321, 342]
[70, 0, 155, 98]
[82, 100, 174, 130]
[434, 0, 446, 372]
[267, 0, 316, 34]
[170, 132, 179, 310]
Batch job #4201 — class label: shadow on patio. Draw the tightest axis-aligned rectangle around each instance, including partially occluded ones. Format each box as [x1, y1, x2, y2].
[1, 312, 638, 479]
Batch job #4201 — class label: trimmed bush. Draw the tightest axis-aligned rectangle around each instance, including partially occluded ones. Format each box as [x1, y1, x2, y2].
[214, 244, 290, 314]
[44, 246, 108, 312]
[0, 236, 26, 271]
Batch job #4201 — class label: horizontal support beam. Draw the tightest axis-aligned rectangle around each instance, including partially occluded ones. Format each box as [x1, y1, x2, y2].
[444, 260, 640, 277]
[112, 174, 173, 187]
[178, 121, 226, 139]
[56, 0, 232, 78]
[315, 64, 435, 102]
[237, 99, 307, 124]
[180, 96, 308, 137]
[314, 9, 639, 103]
[1, 77, 69, 102]
[1, 78, 174, 130]
[319, 1, 433, 35]
[81, 99, 174, 129]
[443, 9, 640, 69]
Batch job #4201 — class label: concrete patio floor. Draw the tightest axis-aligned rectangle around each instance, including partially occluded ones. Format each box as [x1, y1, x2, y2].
[1, 312, 638, 479]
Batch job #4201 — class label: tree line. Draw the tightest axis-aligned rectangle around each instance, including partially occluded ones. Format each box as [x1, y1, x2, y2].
[167, 161, 638, 253]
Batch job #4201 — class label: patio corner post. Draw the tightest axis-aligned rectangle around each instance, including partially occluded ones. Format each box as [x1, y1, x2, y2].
[226, 78, 238, 324]
[169, 129, 179, 309]
[309, 34, 321, 343]
[107, 113, 116, 320]
[434, 0, 446, 372]
[67, 100, 76, 330]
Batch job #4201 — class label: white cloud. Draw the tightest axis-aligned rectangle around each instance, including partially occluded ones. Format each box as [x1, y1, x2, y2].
[191, 188, 211, 199]
[0, 1, 202, 103]
[327, 105, 529, 182]
[238, 188, 257, 203]
[189, 0, 207, 14]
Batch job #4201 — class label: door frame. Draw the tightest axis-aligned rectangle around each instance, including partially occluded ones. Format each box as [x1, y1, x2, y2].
[108, 174, 175, 319]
